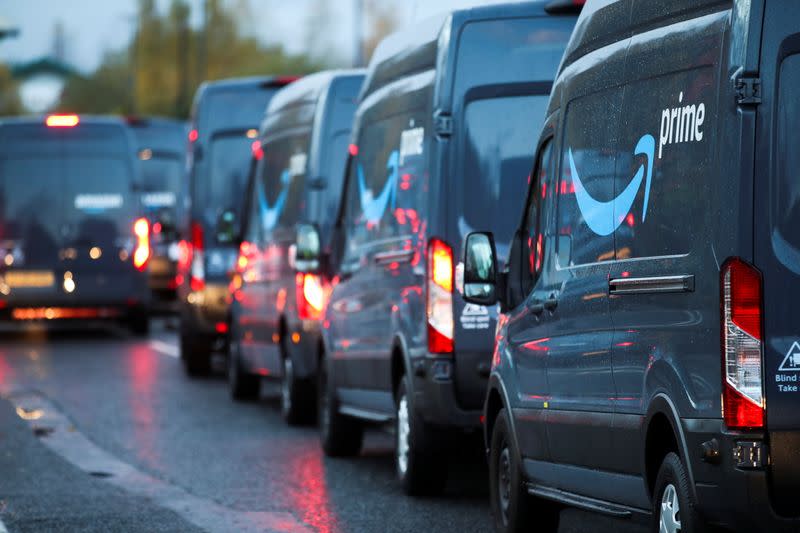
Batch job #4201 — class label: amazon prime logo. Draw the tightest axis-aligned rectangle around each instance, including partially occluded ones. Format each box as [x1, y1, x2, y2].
[568, 134, 654, 236]
[569, 93, 707, 236]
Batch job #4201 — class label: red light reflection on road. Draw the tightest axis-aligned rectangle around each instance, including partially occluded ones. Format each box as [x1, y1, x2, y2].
[126, 345, 161, 468]
[284, 444, 339, 533]
[0, 350, 13, 389]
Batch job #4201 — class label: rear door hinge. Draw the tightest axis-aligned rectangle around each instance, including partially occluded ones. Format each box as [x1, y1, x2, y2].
[433, 110, 452, 138]
[735, 76, 762, 105]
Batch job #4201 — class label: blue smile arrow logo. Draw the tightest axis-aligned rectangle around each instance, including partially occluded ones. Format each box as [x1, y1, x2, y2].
[568, 134, 655, 236]
[258, 168, 290, 232]
[358, 150, 399, 225]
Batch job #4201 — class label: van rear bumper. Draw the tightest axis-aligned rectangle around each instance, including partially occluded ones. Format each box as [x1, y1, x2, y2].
[684, 420, 800, 531]
[411, 356, 482, 430]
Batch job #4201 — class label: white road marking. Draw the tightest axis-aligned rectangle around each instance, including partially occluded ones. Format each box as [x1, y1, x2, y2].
[5, 390, 311, 533]
[150, 340, 180, 358]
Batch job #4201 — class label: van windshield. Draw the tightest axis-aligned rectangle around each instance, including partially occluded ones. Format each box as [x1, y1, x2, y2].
[461, 95, 549, 251]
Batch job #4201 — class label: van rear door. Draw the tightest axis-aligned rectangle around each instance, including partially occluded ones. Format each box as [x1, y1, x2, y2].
[0, 123, 139, 303]
[756, 3, 800, 515]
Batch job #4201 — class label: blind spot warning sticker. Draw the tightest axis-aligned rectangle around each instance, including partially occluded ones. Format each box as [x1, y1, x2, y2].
[460, 303, 490, 330]
[779, 341, 800, 372]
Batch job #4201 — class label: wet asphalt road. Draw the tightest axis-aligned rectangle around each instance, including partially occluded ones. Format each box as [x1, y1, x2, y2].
[0, 319, 646, 533]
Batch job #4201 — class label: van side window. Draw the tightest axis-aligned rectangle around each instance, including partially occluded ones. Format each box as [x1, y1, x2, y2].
[260, 134, 308, 235]
[557, 92, 621, 266]
[521, 139, 553, 294]
[341, 112, 427, 266]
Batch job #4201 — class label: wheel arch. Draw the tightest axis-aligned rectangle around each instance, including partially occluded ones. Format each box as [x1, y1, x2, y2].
[643, 393, 697, 504]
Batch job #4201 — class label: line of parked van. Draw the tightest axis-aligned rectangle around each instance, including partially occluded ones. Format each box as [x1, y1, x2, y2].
[177, 0, 800, 531]
[1, 0, 797, 531]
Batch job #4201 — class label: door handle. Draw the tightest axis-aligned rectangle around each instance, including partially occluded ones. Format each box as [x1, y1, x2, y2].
[527, 303, 544, 316]
[543, 298, 558, 312]
[609, 274, 695, 295]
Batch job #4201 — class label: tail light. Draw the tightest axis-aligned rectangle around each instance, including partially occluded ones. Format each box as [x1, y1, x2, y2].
[427, 239, 454, 354]
[296, 273, 325, 321]
[190, 221, 205, 291]
[133, 218, 150, 271]
[722, 258, 764, 429]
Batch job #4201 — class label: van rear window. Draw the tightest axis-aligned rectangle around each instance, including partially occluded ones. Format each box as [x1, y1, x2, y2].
[462, 95, 548, 250]
[776, 55, 800, 255]
[199, 87, 277, 134]
[199, 134, 253, 231]
[0, 155, 135, 243]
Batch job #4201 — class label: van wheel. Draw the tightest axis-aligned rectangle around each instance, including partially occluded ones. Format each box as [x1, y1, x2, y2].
[317, 357, 362, 456]
[653, 452, 706, 533]
[128, 310, 150, 337]
[490, 408, 559, 533]
[181, 334, 211, 377]
[395, 376, 447, 496]
[281, 356, 312, 425]
[228, 336, 259, 401]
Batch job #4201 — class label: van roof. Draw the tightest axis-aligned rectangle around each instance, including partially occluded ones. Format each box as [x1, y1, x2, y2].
[195, 75, 299, 99]
[359, 1, 557, 102]
[558, 0, 725, 76]
[266, 69, 366, 115]
[0, 114, 128, 129]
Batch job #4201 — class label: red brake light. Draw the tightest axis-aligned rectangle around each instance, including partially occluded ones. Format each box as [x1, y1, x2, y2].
[133, 217, 150, 271]
[430, 239, 453, 292]
[296, 273, 326, 321]
[252, 140, 264, 161]
[427, 239, 454, 354]
[728, 259, 762, 341]
[190, 221, 205, 292]
[46, 114, 79, 128]
[721, 258, 764, 429]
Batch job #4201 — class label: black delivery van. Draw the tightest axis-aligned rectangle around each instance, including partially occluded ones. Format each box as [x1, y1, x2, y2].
[0, 115, 150, 334]
[128, 116, 187, 310]
[461, 1, 800, 532]
[227, 71, 365, 423]
[294, 2, 578, 495]
[178, 76, 296, 375]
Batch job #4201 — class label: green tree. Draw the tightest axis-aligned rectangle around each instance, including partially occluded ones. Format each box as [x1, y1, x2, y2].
[0, 64, 23, 115]
[58, 0, 325, 119]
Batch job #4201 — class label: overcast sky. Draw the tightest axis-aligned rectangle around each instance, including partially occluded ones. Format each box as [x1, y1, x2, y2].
[0, 0, 518, 73]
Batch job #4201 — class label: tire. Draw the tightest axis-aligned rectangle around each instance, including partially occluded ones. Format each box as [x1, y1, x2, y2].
[395, 375, 447, 497]
[317, 356, 363, 456]
[489, 408, 559, 533]
[281, 355, 313, 425]
[653, 452, 706, 533]
[128, 310, 150, 337]
[228, 335, 259, 401]
[181, 332, 211, 377]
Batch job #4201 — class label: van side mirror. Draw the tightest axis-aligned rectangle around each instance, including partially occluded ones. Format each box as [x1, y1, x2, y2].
[216, 208, 239, 244]
[295, 223, 321, 273]
[462, 232, 498, 306]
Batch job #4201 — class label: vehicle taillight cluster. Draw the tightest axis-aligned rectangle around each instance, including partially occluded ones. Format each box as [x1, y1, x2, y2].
[296, 273, 326, 321]
[427, 238, 454, 354]
[133, 217, 150, 271]
[721, 258, 764, 429]
[190, 221, 205, 291]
